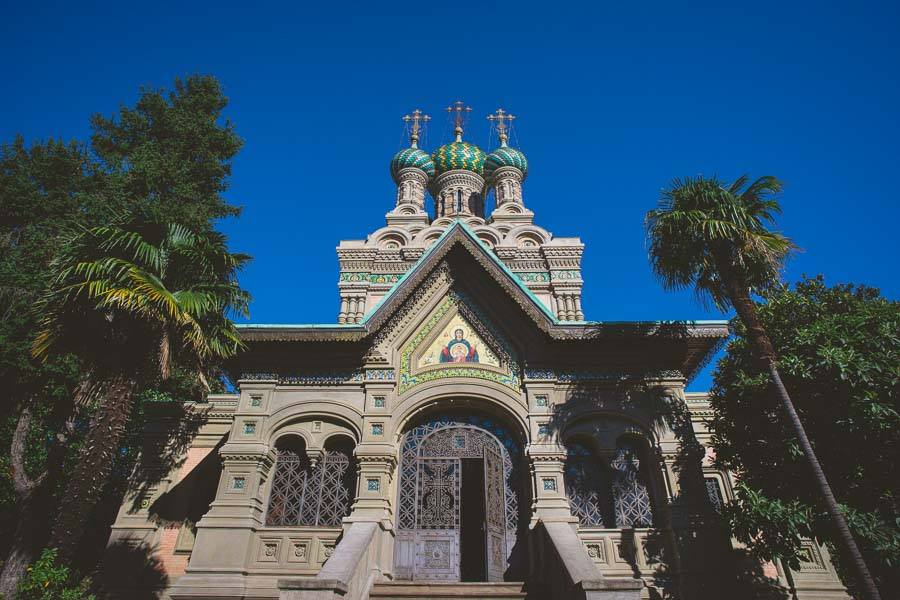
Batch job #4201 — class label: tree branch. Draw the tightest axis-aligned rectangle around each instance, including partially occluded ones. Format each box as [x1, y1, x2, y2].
[10, 405, 42, 497]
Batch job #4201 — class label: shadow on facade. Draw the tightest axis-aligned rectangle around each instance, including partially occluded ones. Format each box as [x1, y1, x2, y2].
[540, 321, 788, 599]
[129, 402, 211, 514]
[97, 403, 220, 595]
[96, 540, 168, 599]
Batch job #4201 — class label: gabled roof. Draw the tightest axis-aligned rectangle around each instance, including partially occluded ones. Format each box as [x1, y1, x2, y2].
[235, 220, 729, 380]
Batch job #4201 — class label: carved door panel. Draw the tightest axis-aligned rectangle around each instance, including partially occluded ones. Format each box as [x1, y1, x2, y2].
[414, 458, 460, 580]
[483, 445, 507, 581]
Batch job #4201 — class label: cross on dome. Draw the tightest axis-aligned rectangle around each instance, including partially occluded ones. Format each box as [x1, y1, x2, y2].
[446, 100, 472, 142]
[402, 109, 430, 148]
[487, 108, 516, 147]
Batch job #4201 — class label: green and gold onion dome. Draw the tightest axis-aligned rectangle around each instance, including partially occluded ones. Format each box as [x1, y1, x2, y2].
[431, 140, 487, 176]
[484, 144, 528, 180]
[390, 146, 435, 182]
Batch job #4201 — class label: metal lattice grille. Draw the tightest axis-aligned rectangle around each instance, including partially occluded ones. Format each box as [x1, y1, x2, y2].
[611, 445, 654, 527]
[565, 442, 613, 527]
[397, 416, 522, 533]
[705, 477, 724, 513]
[417, 459, 459, 529]
[266, 444, 355, 527]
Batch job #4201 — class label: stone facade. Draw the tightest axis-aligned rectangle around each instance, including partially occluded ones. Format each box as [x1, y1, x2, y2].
[106, 107, 850, 600]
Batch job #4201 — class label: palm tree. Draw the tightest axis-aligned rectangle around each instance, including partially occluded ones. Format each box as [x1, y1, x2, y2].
[645, 175, 882, 600]
[33, 217, 250, 560]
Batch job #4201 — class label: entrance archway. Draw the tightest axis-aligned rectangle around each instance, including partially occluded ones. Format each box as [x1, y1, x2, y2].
[393, 415, 524, 582]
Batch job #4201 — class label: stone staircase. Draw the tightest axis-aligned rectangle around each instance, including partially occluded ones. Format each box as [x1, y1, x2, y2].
[368, 581, 527, 600]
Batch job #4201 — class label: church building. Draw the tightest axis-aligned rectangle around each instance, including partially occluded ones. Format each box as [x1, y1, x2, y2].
[107, 104, 850, 599]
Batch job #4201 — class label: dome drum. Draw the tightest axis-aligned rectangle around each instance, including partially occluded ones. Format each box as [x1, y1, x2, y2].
[430, 169, 486, 219]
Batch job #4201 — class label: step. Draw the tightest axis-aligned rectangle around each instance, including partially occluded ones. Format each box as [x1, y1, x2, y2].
[368, 581, 527, 599]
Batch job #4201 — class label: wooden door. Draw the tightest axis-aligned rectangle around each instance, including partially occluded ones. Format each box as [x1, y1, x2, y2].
[483, 444, 507, 581]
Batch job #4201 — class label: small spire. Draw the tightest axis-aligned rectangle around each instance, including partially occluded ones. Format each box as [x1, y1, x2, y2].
[487, 108, 516, 147]
[402, 109, 430, 148]
[446, 100, 472, 142]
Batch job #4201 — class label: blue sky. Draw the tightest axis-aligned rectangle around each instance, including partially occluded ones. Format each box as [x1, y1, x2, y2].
[3, 1, 898, 390]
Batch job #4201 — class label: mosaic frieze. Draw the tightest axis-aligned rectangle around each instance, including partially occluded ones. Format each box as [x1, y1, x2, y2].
[398, 292, 520, 394]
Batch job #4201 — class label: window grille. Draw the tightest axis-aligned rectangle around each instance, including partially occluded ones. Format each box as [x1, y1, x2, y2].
[705, 476, 724, 513]
[564, 441, 613, 527]
[266, 439, 356, 527]
[611, 444, 654, 527]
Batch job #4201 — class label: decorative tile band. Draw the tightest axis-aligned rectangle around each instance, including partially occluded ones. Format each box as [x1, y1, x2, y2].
[241, 371, 365, 385]
[550, 270, 582, 281]
[365, 369, 396, 381]
[340, 272, 405, 284]
[515, 271, 551, 283]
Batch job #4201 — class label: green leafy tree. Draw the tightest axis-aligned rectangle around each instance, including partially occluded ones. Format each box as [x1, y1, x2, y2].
[16, 548, 95, 600]
[1, 74, 246, 593]
[710, 276, 899, 591]
[90, 75, 243, 230]
[0, 136, 104, 598]
[645, 175, 882, 599]
[34, 218, 250, 560]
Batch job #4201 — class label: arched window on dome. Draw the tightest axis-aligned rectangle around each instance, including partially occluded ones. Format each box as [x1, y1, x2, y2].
[610, 440, 655, 527]
[266, 435, 357, 527]
[564, 440, 614, 527]
[456, 189, 463, 213]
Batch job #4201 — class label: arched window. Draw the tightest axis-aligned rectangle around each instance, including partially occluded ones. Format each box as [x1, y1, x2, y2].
[266, 436, 357, 527]
[611, 441, 654, 527]
[564, 441, 614, 527]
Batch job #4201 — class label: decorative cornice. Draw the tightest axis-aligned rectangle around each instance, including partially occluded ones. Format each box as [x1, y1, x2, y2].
[235, 224, 730, 379]
[524, 368, 684, 382]
[340, 272, 405, 284]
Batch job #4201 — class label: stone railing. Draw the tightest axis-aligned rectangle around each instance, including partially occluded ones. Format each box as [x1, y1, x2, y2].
[278, 521, 381, 600]
[530, 520, 643, 600]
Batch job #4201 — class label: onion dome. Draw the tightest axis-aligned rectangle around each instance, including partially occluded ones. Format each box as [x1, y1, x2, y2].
[484, 145, 528, 180]
[390, 147, 435, 182]
[431, 141, 487, 176]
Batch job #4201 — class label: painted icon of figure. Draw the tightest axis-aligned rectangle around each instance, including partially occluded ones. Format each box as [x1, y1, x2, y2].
[440, 328, 479, 363]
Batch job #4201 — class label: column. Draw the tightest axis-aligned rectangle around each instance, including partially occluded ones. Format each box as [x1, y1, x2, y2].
[574, 295, 584, 321]
[338, 296, 349, 324]
[565, 294, 576, 321]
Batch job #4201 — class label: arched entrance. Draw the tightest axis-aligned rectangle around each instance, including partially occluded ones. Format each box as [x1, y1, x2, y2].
[393, 415, 524, 582]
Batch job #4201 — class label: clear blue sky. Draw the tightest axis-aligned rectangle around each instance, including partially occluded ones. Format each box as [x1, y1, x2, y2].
[3, 1, 898, 390]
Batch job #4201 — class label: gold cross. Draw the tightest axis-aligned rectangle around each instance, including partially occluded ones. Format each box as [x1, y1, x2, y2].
[446, 101, 472, 141]
[487, 108, 516, 145]
[402, 109, 430, 147]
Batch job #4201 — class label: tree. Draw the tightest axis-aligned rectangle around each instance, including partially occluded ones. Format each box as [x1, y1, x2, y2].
[645, 175, 882, 599]
[90, 75, 243, 230]
[0, 136, 104, 598]
[1, 74, 247, 592]
[709, 276, 899, 591]
[33, 218, 250, 560]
